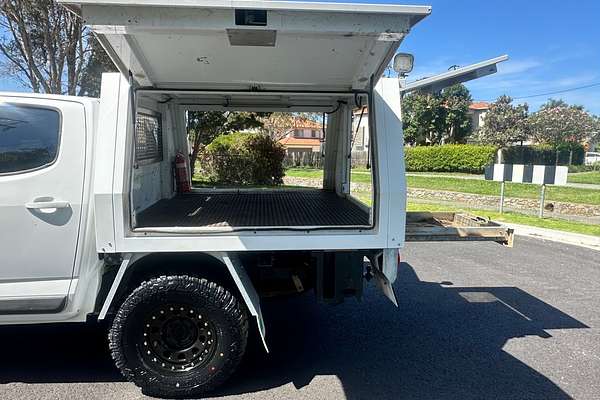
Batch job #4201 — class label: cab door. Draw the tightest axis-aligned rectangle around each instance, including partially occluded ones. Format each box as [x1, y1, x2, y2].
[0, 97, 87, 314]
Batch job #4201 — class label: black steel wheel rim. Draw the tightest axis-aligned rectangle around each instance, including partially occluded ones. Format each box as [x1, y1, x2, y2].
[140, 304, 218, 373]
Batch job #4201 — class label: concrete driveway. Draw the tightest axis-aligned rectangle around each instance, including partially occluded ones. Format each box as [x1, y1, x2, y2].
[0, 236, 598, 399]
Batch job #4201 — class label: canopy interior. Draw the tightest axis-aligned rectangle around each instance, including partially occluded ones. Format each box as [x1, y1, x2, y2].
[60, 0, 431, 91]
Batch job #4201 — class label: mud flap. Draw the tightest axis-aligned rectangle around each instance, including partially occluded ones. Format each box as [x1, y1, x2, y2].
[371, 251, 399, 307]
[216, 252, 269, 353]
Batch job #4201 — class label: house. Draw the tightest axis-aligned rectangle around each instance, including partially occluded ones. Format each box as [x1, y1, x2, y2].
[277, 117, 324, 155]
[584, 136, 598, 152]
[468, 101, 490, 131]
[352, 107, 370, 152]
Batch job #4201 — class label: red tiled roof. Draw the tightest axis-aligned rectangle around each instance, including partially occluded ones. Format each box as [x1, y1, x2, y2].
[278, 137, 322, 146]
[290, 117, 322, 129]
[469, 101, 490, 110]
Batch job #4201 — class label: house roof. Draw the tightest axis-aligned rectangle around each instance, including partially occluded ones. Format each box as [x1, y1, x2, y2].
[291, 117, 322, 130]
[469, 101, 490, 110]
[278, 137, 322, 147]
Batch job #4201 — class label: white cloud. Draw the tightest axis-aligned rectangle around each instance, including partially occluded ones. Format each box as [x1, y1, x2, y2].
[496, 58, 542, 75]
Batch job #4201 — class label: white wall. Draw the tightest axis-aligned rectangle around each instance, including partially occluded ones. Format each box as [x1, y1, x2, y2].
[351, 110, 370, 151]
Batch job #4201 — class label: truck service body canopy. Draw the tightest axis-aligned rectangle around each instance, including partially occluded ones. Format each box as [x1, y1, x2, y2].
[59, 0, 431, 91]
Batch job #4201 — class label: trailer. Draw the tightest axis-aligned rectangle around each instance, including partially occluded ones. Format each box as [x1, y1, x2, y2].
[0, 1, 511, 397]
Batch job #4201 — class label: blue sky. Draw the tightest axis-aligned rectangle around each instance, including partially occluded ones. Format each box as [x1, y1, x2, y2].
[331, 0, 600, 114]
[2, 1, 599, 114]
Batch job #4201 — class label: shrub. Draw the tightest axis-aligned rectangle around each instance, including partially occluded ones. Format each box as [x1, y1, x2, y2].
[500, 143, 585, 165]
[569, 162, 600, 173]
[198, 132, 285, 185]
[404, 144, 496, 173]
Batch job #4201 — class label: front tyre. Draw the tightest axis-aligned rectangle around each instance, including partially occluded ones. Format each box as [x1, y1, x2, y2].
[109, 275, 248, 398]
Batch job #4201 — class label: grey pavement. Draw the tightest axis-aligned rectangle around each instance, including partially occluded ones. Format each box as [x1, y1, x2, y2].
[0, 237, 598, 399]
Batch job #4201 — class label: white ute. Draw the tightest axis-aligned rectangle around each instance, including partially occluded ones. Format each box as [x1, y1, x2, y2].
[0, 1, 513, 397]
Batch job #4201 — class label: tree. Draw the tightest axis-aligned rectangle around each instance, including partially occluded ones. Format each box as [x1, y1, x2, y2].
[529, 103, 600, 149]
[259, 112, 322, 141]
[78, 36, 117, 97]
[441, 84, 472, 144]
[186, 111, 265, 174]
[0, 0, 115, 95]
[540, 98, 583, 111]
[476, 95, 530, 147]
[403, 92, 445, 145]
[402, 84, 472, 145]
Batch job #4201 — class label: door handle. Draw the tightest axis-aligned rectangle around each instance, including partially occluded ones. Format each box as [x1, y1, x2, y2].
[25, 200, 70, 209]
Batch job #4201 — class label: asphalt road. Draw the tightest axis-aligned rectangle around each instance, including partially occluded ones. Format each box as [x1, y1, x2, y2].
[0, 236, 598, 400]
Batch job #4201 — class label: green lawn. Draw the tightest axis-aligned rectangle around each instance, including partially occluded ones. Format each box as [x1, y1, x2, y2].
[285, 168, 600, 205]
[406, 171, 482, 177]
[285, 168, 373, 184]
[283, 168, 322, 179]
[568, 171, 600, 185]
[406, 175, 600, 205]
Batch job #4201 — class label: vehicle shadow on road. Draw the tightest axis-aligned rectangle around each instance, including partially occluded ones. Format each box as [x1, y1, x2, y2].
[216, 262, 588, 400]
[0, 262, 588, 400]
[0, 320, 120, 384]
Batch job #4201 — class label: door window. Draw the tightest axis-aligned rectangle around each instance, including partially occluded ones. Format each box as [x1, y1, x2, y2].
[0, 104, 60, 174]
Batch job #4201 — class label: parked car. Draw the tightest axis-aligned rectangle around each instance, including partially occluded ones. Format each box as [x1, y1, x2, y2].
[0, 1, 512, 397]
[585, 152, 600, 165]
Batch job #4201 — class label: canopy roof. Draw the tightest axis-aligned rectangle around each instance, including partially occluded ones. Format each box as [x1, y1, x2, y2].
[59, 0, 431, 91]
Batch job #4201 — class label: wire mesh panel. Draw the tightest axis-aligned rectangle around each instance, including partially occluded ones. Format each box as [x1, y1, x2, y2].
[135, 112, 163, 163]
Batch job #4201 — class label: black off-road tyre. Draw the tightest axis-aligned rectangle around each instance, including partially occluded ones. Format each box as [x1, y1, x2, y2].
[109, 275, 248, 398]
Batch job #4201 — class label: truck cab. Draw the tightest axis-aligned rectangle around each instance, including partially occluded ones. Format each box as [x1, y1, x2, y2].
[0, 1, 512, 397]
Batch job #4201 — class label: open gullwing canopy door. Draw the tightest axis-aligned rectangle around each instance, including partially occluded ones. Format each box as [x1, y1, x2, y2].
[59, 0, 431, 91]
[399, 55, 509, 94]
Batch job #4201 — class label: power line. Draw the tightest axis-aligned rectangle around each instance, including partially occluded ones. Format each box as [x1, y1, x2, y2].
[512, 81, 600, 100]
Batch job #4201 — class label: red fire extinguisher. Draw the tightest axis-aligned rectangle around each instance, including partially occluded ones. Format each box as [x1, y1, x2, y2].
[174, 152, 191, 193]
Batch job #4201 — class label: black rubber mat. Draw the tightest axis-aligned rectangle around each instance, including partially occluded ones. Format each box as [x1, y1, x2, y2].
[135, 190, 370, 228]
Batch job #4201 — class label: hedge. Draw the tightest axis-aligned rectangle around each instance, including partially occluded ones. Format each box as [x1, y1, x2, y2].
[404, 144, 496, 173]
[499, 144, 585, 166]
[197, 132, 286, 185]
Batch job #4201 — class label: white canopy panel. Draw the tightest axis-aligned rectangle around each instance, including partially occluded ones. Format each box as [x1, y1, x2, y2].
[60, 0, 431, 91]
